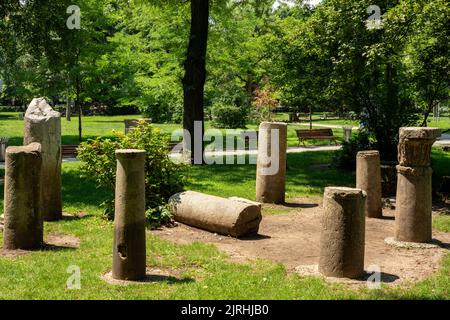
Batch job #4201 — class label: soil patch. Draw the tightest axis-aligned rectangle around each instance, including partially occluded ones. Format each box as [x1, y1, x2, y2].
[151, 198, 450, 287]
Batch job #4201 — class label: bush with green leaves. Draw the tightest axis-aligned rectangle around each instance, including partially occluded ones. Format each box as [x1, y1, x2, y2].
[211, 102, 247, 129]
[77, 122, 186, 228]
[333, 131, 377, 170]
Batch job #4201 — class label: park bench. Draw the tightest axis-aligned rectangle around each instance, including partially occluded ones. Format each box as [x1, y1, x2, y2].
[296, 129, 338, 146]
[62, 145, 79, 158]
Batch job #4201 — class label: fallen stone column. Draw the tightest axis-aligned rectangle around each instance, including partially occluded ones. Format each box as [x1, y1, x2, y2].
[395, 127, 440, 243]
[356, 150, 382, 218]
[24, 98, 62, 221]
[3, 143, 43, 250]
[112, 149, 146, 281]
[319, 187, 366, 279]
[169, 191, 262, 238]
[256, 122, 287, 204]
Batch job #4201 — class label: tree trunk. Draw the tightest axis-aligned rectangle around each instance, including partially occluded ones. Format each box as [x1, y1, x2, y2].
[66, 78, 71, 121]
[182, 0, 209, 165]
[76, 75, 82, 142]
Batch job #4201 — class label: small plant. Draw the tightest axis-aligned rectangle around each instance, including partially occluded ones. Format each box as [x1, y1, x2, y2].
[251, 86, 279, 124]
[333, 130, 377, 170]
[77, 122, 186, 228]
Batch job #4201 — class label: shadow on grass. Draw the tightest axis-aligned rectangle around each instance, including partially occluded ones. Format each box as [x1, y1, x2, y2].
[42, 243, 78, 252]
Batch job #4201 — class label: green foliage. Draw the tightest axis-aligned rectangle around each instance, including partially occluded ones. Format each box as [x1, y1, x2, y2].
[211, 102, 247, 129]
[333, 131, 377, 170]
[77, 122, 186, 227]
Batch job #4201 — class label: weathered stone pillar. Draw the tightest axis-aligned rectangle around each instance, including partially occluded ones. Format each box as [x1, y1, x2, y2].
[356, 150, 382, 218]
[256, 122, 287, 204]
[319, 187, 366, 279]
[112, 149, 146, 281]
[3, 143, 43, 250]
[395, 127, 441, 243]
[24, 98, 62, 221]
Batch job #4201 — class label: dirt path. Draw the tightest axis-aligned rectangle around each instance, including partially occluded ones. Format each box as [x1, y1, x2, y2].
[151, 198, 450, 287]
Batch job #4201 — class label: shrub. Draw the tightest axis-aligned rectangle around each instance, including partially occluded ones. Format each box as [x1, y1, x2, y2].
[211, 103, 247, 129]
[77, 122, 186, 228]
[333, 130, 377, 170]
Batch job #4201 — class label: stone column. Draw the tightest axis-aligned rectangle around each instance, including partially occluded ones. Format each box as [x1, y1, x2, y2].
[3, 143, 43, 250]
[356, 150, 382, 218]
[112, 149, 146, 281]
[343, 126, 353, 143]
[319, 187, 366, 279]
[24, 98, 62, 221]
[256, 122, 287, 204]
[395, 127, 441, 243]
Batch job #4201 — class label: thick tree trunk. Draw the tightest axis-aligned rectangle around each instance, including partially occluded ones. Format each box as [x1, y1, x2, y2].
[182, 0, 209, 165]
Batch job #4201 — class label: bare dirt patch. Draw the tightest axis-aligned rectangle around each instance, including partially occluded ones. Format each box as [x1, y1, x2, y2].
[0, 249, 30, 259]
[44, 233, 80, 249]
[151, 197, 450, 287]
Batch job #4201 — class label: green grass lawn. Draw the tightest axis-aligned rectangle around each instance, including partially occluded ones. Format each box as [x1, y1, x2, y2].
[0, 112, 346, 148]
[0, 149, 449, 299]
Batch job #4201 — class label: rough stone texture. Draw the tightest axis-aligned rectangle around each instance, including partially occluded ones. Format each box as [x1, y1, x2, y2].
[398, 127, 441, 167]
[169, 191, 262, 238]
[356, 150, 382, 218]
[342, 126, 353, 143]
[395, 127, 440, 243]
[112, 149, 146, 281]
[395, 165, 433, 243]
[228, 197, 262, 210]
[3, 143, 43, 250]
[256, 122, 287, 204]
[24, 98, 62, 221]
[319, 187, 366, 279]
[380, 162, 397, 197]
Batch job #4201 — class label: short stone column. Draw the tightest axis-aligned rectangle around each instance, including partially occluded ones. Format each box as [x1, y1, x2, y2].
[112, 149, 146, 281]
[319, 187, 366, 279]
[356, 150, 382, 218]
[24, 98, 62, 221]
[3, 143, 43, 250]
[256, 122, 287, 204]
[395, 127, 441, 243]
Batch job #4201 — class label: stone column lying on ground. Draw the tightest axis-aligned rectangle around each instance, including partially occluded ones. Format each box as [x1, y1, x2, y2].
[23, 98, 62, 221]
[255, 122, 287, 204]
[356, 150, 382, 218]
[319, 187, 366, 279]
[169, 191, 262, 238]
[3, 143, 43, 250]
[112, 149, 146, 281]
[395, 127, 440, 243]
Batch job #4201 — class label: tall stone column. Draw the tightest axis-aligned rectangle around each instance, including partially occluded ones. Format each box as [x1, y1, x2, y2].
[24, 98, 62, 221]
[256, 122, 287, 204]
[319, 187, 366, 279]
[395, 127, 441, 243]
[356, 150, 382, 218]
[112, 149, 146, 281]
[3, 143, 43, 250]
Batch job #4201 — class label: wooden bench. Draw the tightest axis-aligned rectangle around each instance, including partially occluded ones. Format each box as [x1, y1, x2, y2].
[62, 145, 79, 158]
[296, 129, 338, 146]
